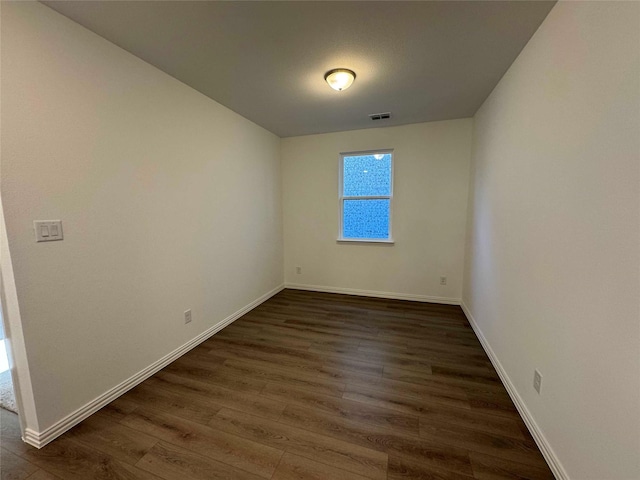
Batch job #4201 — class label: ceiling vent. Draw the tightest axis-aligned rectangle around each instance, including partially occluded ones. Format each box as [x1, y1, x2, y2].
[369, 112, 391, 121]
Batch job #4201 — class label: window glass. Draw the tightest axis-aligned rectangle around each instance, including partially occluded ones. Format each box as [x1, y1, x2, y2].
[340, 151, 393, 241]
[343, 154, 392, 196]
[343, 199, 390, 239]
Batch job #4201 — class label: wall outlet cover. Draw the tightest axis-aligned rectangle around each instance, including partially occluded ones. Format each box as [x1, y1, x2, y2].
[533, 369, 542, 393]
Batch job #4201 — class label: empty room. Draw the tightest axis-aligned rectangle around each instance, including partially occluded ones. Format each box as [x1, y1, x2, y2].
[1, 1, 638, 479]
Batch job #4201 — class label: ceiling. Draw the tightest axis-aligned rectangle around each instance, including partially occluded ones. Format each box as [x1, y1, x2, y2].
[42, 1, 556, 138]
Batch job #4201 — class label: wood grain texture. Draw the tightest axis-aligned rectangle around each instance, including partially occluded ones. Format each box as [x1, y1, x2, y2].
[120, 407, 282, 478]
[21, 471, 62, 480]
[388, 455, 476, 480]
[0, 289, 552, 479]
[1, 447, 39, 480]
[271, 452, 372, 480]
[279, 405, 474, 476]
[135, 441, 266, 480]
[17, 437, 163, 480]
[65, 413, 159, 465]
[208, 408, 388, 480]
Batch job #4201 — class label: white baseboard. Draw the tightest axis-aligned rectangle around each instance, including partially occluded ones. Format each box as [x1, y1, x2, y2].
[284, 283, 461, 305]
[24, 284, 285, 449]
[460, 301, 568, 480]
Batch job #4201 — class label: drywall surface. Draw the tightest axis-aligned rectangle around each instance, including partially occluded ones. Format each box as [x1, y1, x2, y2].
[282, 120, 472, 302]
[1, 2, 283, 432]
[463, 1, 640, 478]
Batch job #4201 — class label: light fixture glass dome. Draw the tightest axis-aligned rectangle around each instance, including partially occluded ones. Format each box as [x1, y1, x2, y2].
[324, 68, 356, 91]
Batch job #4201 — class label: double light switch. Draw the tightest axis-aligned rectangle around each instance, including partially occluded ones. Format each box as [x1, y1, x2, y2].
[34, 220, 63, 242]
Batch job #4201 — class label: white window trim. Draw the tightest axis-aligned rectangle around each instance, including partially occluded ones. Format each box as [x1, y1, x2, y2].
[338, 149, 394, 243]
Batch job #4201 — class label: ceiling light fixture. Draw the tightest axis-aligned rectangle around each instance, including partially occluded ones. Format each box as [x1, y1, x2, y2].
[324, 68, 356, 91]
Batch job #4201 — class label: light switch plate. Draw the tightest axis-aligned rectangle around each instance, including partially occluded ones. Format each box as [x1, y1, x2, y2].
[34, 220, 63, 242]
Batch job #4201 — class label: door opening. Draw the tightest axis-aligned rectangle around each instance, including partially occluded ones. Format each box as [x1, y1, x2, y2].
[0, 307, 17, 413]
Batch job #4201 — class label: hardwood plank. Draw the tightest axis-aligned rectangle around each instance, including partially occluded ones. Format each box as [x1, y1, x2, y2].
[352, 346, 492, 370]
[0, 410, 31, 457]
[310, 338, 362, 350]
[431, 365, 501, 385]
[220, 343, 380, 380]
[359, 338, 410, 351]
[241, 318, 378, 341]
[406, 340, 488, 357]
[313, 344, 494, 374]
[374, 322, 477, 339]
[146, 371, 284, 420]
[419, 421, 546, 469]
[466, 392, 521, 419]
[65, 413, 158, 465]
[384, 367, 505, 393]
[221, 358, 346, 398]
[324, 371, 471, 405]
[205, 338, 383, 377]
[215, 329, 313, 349]
[387, 455, 476, 480]
[214, 323, 262, 337]
[261, 383, 420, 435]
[121, 382, 222, 425]
[19, 437, 164, 480]
[1, 447, 39, 480]
[135, 441, 266, 480]
[271, 452, 371, 480]
[469, 452, 554, 480]
[98, 397, 139, 422]
[418, 405, 525, 440]
[344, 383, 471, 411]
[120, 407, 282, 478]
[281, 322, 379, 341]
[313, 365, 385, 385]
[208, 408, 388, 480]
[22, 471, 62, 480]
[284, 317, 379, 335]
[260, 323, 362, 346]
[378, 332, 481, 348]
[279, 405, 474, 476]
[373, 377, 469, 403]
[307, 343, 359, 356]
[358, 335, 484, 365]
[161, 356, 266, 393]
[179, 347, 228, 366]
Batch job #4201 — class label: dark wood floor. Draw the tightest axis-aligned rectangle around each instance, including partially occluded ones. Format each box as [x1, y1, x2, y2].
[1, 289, 554, 479]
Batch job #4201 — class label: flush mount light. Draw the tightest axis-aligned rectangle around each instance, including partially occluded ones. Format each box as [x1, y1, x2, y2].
[324, 68, 356, 91]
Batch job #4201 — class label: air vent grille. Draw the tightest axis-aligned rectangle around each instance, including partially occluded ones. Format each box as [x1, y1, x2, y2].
[369, 112, 391, 121]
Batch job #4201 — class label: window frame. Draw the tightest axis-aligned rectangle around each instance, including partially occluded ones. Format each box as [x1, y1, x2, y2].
[338, 149, 394, 244]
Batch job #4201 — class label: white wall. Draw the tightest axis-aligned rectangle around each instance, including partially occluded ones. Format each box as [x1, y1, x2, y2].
[1, 2, 283, 434]
[463, 2, 640, 479]
[282, 120, 472, 303]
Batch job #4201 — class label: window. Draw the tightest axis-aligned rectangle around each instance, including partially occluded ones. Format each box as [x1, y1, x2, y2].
[339, 150, 393, 242]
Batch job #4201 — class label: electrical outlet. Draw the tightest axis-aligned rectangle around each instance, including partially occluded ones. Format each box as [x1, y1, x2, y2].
[533, 370, 542, 393]
[296, 266, 302, 274]
[184, 309, 192, 324]
[440, 276, 447, 285]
